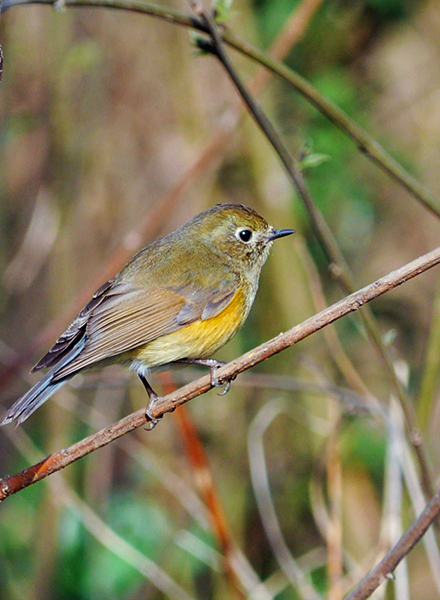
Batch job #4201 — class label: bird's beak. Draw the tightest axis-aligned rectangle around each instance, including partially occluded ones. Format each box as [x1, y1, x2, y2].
[268, 228, 295, 241]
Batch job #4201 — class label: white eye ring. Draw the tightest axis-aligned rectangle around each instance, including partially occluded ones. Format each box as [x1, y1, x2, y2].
[236, 228, 253, 243]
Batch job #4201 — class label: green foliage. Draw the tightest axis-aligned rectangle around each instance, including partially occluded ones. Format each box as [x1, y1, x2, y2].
[341, 421, 387, 486]
[251, 0, 302, 47]
[297, 152, 330, 171]
[189, 32, 215, 56]
[55, 493, 173, 599]
[366, 0, 415, 20]
[213, 0, 238, 24]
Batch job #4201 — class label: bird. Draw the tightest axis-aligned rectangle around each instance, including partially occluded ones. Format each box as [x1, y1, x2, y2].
[1, 203, 294, 428]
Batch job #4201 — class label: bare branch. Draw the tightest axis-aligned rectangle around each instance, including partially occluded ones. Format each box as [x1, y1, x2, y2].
[248, 400, 323, 600]
[344, 483, 440, 600]
[2, 0, 439, 217]
[1, 246, 440, 501]
[0, 0, 3, 83]
[0, 0, 318, 388]
[185, 0, 437, 516]
[5, 427, 198, 600]
[1, 0, 437, 502]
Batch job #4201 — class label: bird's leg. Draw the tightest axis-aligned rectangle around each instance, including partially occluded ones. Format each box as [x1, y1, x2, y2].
[172, 358, 233, 395]
[138, 374, 162, 430]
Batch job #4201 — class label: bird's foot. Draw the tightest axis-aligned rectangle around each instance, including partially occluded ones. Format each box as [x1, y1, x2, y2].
[209, 361, 231, 396]
[139, 374, 162, 431]
[173, 358, 233, 396]
[145, 394, 162, 431]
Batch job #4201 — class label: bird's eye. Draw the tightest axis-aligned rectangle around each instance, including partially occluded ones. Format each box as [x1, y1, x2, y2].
[236, 228, 253, 243]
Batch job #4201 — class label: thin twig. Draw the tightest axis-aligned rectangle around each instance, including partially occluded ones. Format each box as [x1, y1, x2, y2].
[247, 400, 323, 600]
[326, 403, 343, 600]
[2, 0, 437, 502]
[65, 370, 384, 417]
[1, 341, 381, 421]
[0, 0, 3, 84]
[344, 475, 440, 600]
[2, 0, 439, 218]
[345, 416, 397, 600]
[395, 405, 440, 594]
[177, 370, 383, 417]
[160, 373, 263, 600]
[418, 276, 440, 430]
[1, 246, 440, 500]
[383, 400, 409, 600]
[0, 138, 225, 391]
[296, 236, 374, 401]
[0, 0, 316, 388]
[186, 0, 437, 517]
[5, 426, 197, 600]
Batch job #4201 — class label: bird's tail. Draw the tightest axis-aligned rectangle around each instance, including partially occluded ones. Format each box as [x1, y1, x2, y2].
[1, 337, 86, 427]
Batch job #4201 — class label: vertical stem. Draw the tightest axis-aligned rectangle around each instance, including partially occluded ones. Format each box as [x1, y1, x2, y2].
[327, 403, 343, 600]
[418, 276, 440, 430]
[0, 0, 3, 83]
[190, 3, 437, 508]
[159, 372, 247, 600]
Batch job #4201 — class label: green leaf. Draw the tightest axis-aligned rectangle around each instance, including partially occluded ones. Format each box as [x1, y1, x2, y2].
[298, 153, 330, 170]
[189, 32, 215, 56]
[213, 0, 237, 23]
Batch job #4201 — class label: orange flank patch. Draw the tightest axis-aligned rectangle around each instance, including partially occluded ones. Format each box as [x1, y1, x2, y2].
[131, 286, 248, 367]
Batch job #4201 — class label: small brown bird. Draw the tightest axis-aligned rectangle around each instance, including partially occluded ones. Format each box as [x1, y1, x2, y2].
[2, 204, 294, 427]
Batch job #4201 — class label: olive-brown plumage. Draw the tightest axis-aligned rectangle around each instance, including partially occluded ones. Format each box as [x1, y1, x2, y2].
[2, 204, 294, 426]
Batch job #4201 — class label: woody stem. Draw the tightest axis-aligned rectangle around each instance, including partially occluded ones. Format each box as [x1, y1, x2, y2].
[187, 1, 437, 511]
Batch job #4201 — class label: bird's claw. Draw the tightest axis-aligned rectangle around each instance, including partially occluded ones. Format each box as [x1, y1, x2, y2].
[217, 380, 231, 396]
[145, 397, 162, 431]
[171, 358, 234, 395]
[210, 362, 233, 396]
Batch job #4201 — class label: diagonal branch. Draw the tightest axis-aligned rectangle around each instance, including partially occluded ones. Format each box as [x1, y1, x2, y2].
[1, 245, 440, 501]
[1, 0, 440, 218]
[0, 0, 3, 82]
[185, 0, 437, 508]
[344, 485, 440, 600]
[2, 0, 438, 500]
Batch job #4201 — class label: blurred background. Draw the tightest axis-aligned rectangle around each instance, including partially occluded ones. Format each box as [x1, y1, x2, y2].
[1, 0, 440, 598]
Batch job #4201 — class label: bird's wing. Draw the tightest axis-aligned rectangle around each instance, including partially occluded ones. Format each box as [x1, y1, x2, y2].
[32, 278, 119, 372]
[35, 276, 239, 381]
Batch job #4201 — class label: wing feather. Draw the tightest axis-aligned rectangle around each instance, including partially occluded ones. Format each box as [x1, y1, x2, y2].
[53, 287, 185, 379]
[32, 278, 120, 372]
[47, 276, 239, 381]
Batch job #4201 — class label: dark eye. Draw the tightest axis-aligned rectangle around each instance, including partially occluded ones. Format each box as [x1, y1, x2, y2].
[237, 228, 253, 243]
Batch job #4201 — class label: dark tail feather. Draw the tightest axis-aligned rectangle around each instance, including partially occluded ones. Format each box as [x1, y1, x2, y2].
[2, 374, 66, 426]
[1, 337, 86, 426]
